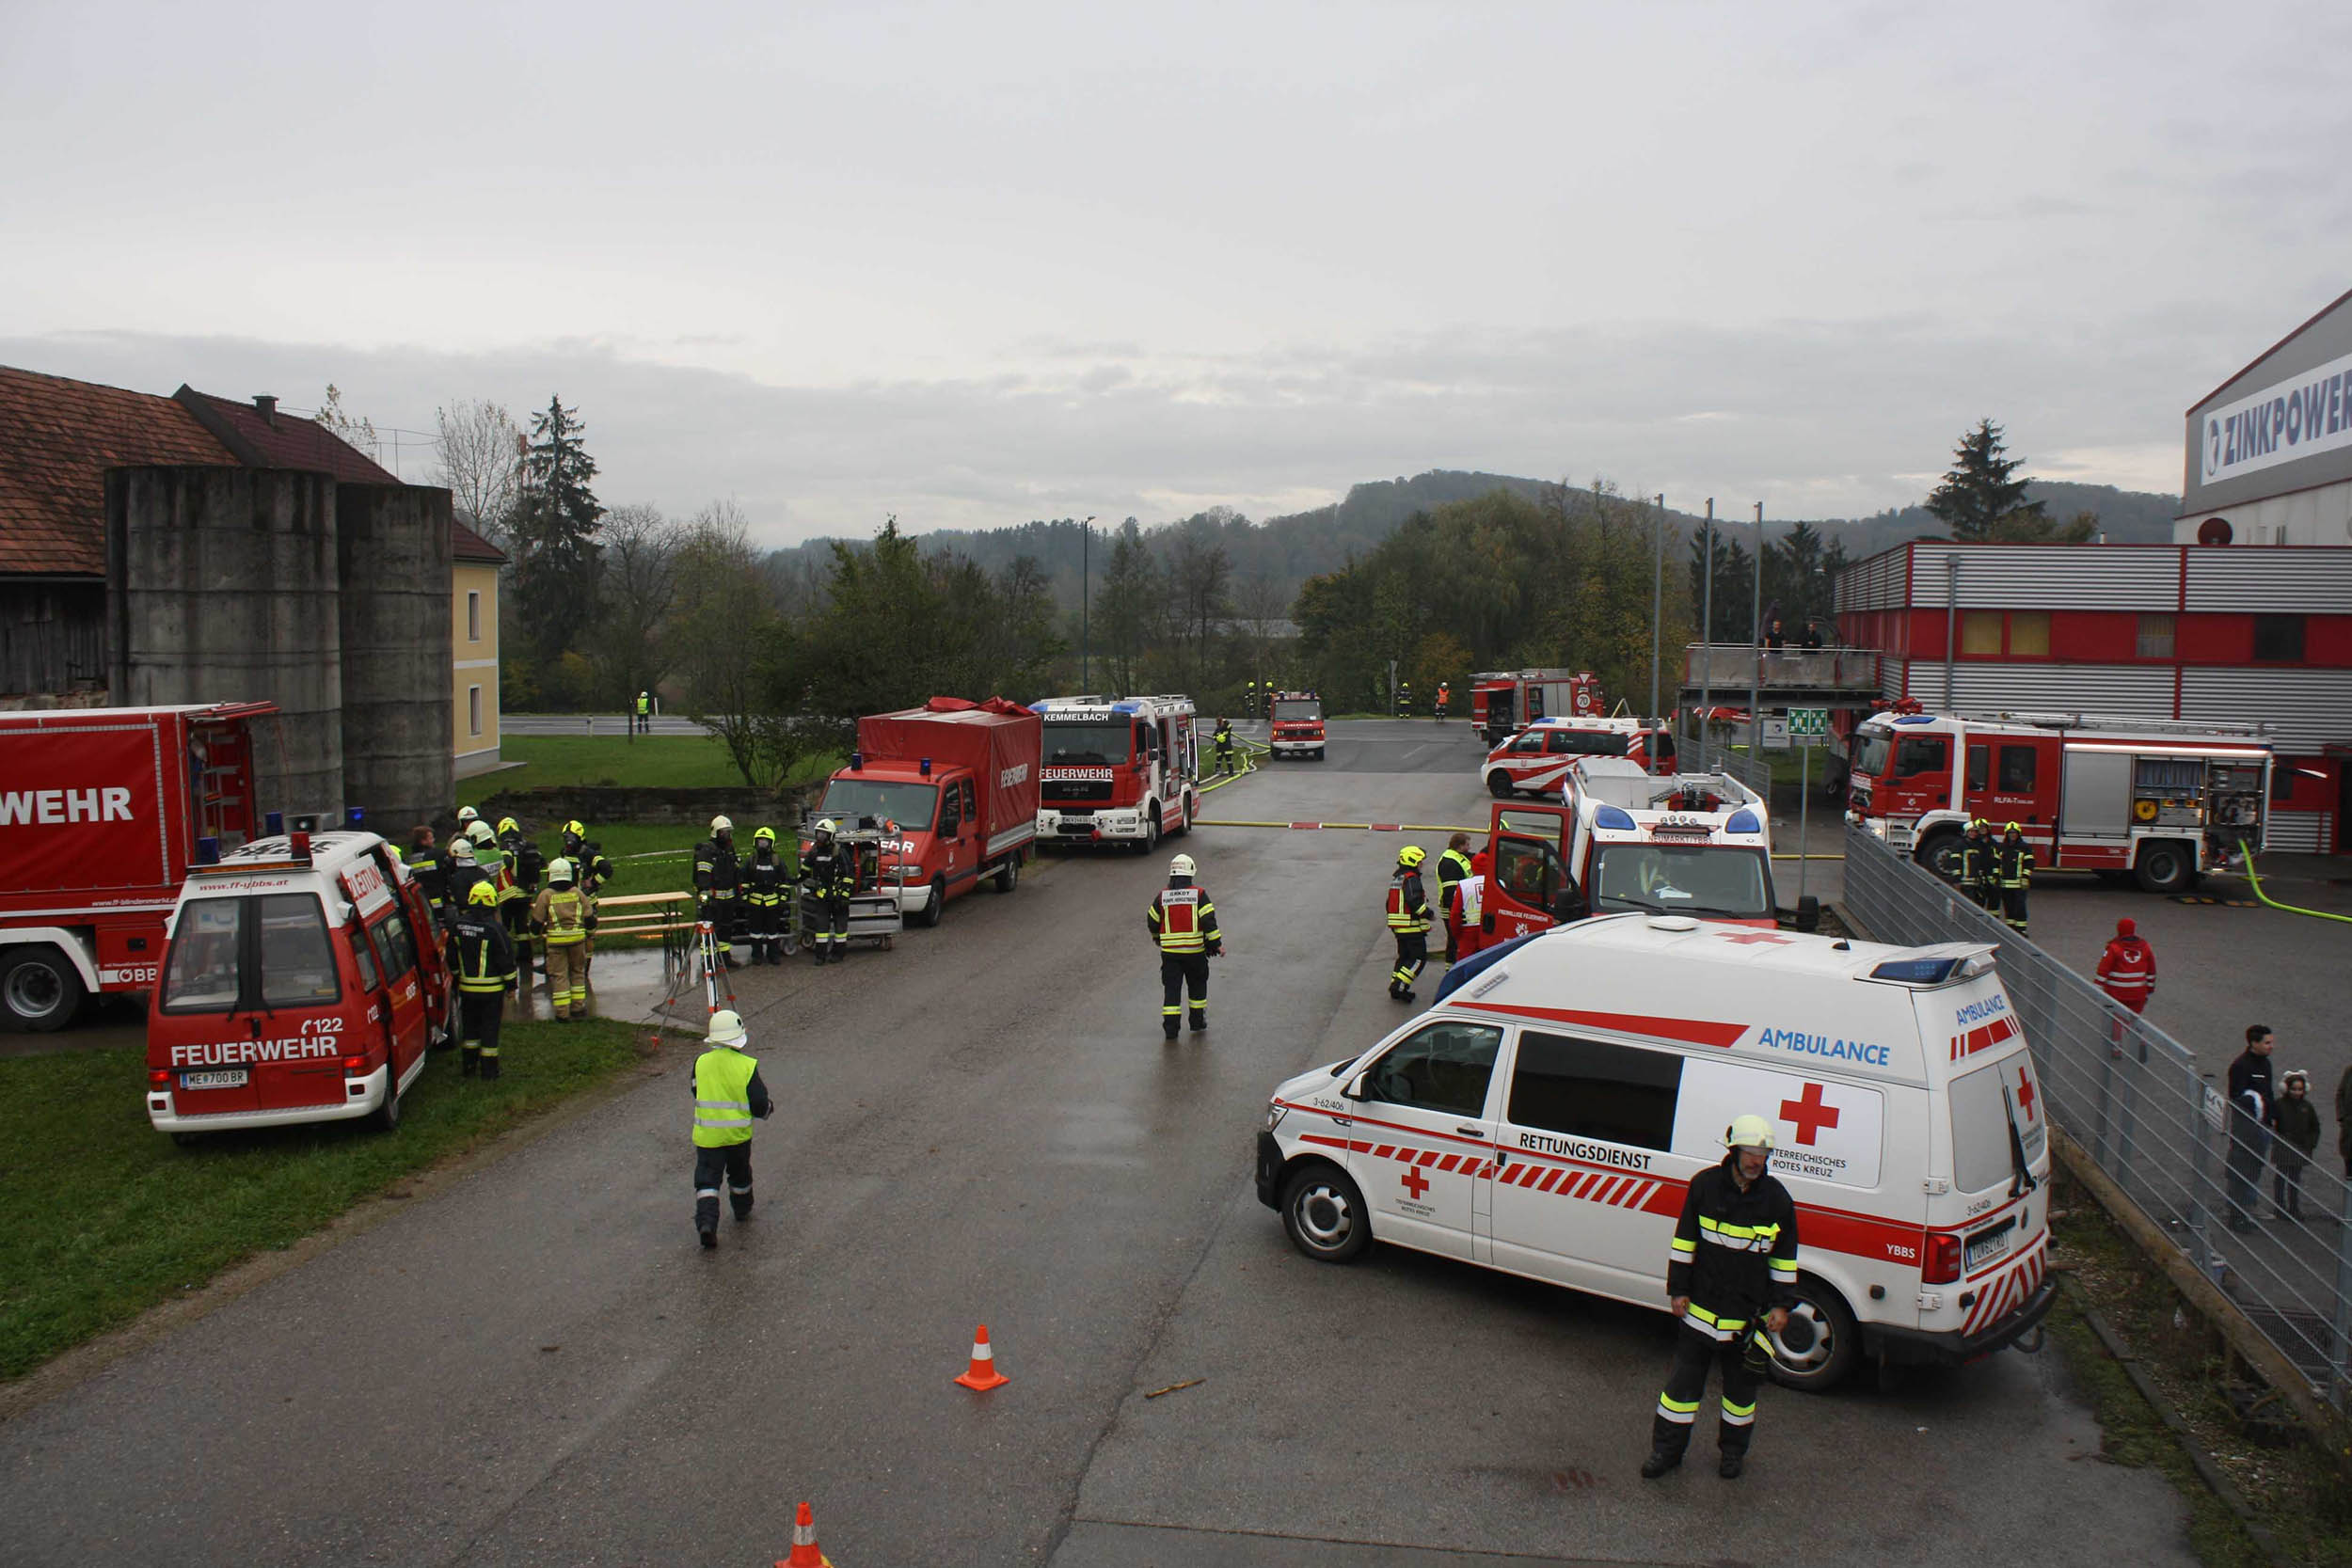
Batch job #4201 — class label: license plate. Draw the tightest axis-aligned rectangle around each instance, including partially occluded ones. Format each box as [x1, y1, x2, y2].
[1964, 1225, 2012, 1270]
[180, 1069, 247, 1090]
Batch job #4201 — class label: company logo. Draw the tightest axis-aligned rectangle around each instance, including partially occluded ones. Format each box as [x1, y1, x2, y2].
[0, 786, 134, 826]
[999, 764, 1030, 787]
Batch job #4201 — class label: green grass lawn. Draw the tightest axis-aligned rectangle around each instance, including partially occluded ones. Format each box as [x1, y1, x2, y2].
[460, 734, 756, 806]
[0, 1018, 663, 1382]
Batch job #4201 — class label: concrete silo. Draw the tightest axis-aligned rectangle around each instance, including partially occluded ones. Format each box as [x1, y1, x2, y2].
[336, 483, 454, 835]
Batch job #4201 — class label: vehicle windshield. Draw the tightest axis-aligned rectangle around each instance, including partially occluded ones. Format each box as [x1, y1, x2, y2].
[1041, 721, 1135, 766]
[819, 779, 941, 831]
[1589, 844, 1772, 918]
[1851, 730, 1891, 778]
[1270, 699, 1322, 722]
[159, 892, 341, 1013]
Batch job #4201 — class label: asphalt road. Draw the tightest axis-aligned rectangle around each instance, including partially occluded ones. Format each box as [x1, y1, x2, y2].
[1, 721, 2191, 1566]
[501, 712, 706, 736]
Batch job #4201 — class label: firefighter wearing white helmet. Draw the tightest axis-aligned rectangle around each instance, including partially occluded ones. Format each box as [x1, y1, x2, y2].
[1146, 852, 1222, 1040]
[801, 817, 854, 966]
[531, 856, 594, 1020]
[692, 815, 743, 967]
[1643, 1113, 1802, 1482]
[690, 1009, 773, 1248]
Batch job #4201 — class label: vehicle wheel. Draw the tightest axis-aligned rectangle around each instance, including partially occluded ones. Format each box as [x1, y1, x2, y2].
[0, 946, 86, 1033]
[1916, 829, 1965, 884]
[1767, 1275, 1861, 1392]
[369, 1063, 403, 1132]
[993, 854, 1018, 894]
[918, 878, 946, 927]
[1486, 770, 1514, 798]
[1280, 1163, 1372, 1262]
[1139, 808, 1161, 855]
[2135, 840, 2196, 895]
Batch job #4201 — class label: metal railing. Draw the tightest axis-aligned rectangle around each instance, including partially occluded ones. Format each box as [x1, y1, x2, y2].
[1673, 720, 1773, 798]
[1681, 643, 1883, 693]
[1842, 825, 2352, 1408]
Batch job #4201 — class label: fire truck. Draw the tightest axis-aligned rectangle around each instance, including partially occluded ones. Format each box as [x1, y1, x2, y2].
[1470, 669, 1603, 746]
[1479, 715, 1677, 798]
[1266, 691, 1326, 759]
[1032, 694, 1200, 853]
[1846, 707, 2273, 895]
[0, 702, 281, 1032]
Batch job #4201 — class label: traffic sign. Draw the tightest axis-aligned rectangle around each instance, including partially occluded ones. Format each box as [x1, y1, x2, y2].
[1789, 707, 1829, 748]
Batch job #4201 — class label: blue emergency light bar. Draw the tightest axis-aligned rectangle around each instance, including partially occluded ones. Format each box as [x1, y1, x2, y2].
[1724, 808, 1761, 834]
[195, 835, 220, 865]
[345, 807, 366, 828]
[1594, 805, 1637, 832]
[849, 752, 864, 770]
[1869, 957, 1963, 984]
[919, 757, 932, 776]
[264, 811, 285, 836]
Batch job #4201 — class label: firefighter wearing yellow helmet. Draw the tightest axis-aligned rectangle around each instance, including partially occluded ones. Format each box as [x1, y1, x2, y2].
[1385, 845, 1436, 1003]
[1644, 1113, 1802, 1482]
[451, 876, 519, 1079]
[742, 827, 789, 964]
[1146, 851, 1223, 1039]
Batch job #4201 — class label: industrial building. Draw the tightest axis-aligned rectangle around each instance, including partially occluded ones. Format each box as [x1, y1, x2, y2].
[2179, 285, 2352, 547]
[0, 365, 506, 826]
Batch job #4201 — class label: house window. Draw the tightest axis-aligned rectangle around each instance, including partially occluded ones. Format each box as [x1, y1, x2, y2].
[2136, 614, 2175, 658]
[467, 590, 482, 643]
[2008, 612, 2050, 656]
[2253, 614, 2306, 662]
[469, 685, 483, 737]
[1961, 611, 2003, 656]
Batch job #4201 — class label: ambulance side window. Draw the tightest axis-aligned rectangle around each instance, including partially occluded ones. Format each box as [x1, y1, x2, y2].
[1510, 731, 1545, 753]
[375, 910, 419, 979]
[258, 894, 341, 1006]
[1506, 1031, 1684, 1151]
[349, 921, 381, 993]
[1359, 1022, 1502, 1117]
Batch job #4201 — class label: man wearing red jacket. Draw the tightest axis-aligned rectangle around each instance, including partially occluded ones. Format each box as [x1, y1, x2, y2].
[2094, 918, 2156, 1014]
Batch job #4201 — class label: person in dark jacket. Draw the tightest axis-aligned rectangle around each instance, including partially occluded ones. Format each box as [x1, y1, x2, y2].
[405, 826, 450, 927]
[2226, 1024, 2277, 1231]
[1386, 846, 1436, 1002]
[448, 879, 518, 1079]
[693, 815, 743, 967]
[1959, 818, 1996, 911]
[2269, 1069, 2322, 1222]
[800, 818, 854, 965]
[1644, 1115, 1799, 1481]
[445, 836, 485, 914]
[2337, 1062, 2352, 1180]
[1146, 852, 1223, 1038]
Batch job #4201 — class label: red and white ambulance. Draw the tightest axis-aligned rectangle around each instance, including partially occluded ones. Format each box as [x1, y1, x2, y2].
[1845, 706, 2272, 894]
[1480, 716, 1677, 798]
[1266, 691, 1327, 760]
[1256, 917, 2054, 1389]
[1032, 694, 1200, 852]
[146, 831, 452, 1141]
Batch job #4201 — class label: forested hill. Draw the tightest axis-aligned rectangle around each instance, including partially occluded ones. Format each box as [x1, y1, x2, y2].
[763, 470, 2181, 610]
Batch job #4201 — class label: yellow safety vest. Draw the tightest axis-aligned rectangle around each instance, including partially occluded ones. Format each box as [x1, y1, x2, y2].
[692, 1047, 759, 1148]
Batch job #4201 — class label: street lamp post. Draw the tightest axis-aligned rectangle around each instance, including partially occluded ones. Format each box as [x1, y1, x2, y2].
[1649, 492, 1664, 722]
[1750, 501, 1765, 764]
[1079, 515, 1095, 690]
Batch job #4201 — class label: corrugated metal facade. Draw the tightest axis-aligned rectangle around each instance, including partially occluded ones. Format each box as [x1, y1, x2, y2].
[1917, 545, 2183, 610]
[2180, 668, 2352, 752]
[2267, 811, 2335, 854]
[1836, 546, 1909, 612]
[2184, 546, 2352, 611]
[1901, 662, 2177, 716]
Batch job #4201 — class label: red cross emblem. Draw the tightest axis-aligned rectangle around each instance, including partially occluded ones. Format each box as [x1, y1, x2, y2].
[1718, 930, 1794, 945]
[2015, 1066, 2037, 1120]
[1778, 1082, 1842, 1146]
[1401, 1165, 1430, 1200]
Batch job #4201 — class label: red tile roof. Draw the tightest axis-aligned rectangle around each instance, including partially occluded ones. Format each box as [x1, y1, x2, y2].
[0, 366, 236, 575]
[178, 389, 400, 483]
[451, 515, 508, 564]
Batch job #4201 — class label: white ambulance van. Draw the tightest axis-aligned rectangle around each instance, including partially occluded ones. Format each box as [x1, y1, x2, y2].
[1254, 913, 2054, 1389]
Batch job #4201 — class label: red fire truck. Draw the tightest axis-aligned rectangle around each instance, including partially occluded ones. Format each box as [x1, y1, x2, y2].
[0, 703, 281, 1032]
[1470, 669, 1603, 746]
[1846, 707, 2273, 894]
[1031, 694, 1200, 853]
[1266, 691, 1326, 759]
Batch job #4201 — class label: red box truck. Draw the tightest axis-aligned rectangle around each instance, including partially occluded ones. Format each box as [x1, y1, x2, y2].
[809, 697, 1042, 927]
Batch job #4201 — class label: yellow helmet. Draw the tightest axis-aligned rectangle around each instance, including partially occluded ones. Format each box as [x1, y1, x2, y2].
[562, 819, 585, 837]
[1724, 1114, 1776, 1151]
[2004, 820, 2023, 834]
[497, 816, 519, 835]
[754, 826, 777, 844]
[1397, 845, 1427, 868]
[467, 879, 501, 907]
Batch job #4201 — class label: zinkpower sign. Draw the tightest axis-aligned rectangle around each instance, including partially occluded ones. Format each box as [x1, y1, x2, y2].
[2202, 344, 2352, 485]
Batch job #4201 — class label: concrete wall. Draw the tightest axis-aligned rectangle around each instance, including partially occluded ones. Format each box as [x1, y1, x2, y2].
[337, 483, 454, 835]
[453, 559, 501, 773]
[107, 465, 345, 820]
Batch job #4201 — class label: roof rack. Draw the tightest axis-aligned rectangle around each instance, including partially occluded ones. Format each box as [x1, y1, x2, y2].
[1972, 710, 2273, 738]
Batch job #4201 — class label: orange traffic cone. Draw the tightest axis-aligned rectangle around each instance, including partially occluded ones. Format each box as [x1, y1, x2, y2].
[953, 1323, 1009, 1391]
[777, 1500, 833, 1567]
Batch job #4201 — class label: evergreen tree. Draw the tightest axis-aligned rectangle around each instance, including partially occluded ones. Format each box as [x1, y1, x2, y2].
[511, 397, 606, 662]
[1925, 419, 2044, 543]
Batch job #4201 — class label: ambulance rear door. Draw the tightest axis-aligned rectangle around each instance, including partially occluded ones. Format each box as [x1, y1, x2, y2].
[1919, 974, 2051, 1343]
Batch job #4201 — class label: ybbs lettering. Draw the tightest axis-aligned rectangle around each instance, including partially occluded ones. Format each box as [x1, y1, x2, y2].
[0, 786, 135, 826]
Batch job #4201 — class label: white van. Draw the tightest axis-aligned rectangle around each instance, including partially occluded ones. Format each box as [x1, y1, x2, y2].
[1253, 913, 2054, 1389]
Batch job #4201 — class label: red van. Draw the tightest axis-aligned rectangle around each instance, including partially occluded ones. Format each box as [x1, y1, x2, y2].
[146, 832, 452, 1142]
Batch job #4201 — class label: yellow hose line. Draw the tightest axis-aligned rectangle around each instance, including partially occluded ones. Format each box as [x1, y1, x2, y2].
[2241, 854, 2352, 925]
[1196, 737, 1270, 794]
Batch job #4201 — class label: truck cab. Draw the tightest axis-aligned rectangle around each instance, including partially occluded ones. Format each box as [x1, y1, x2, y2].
[146, 832, 451, 1141]
[1267, 692, 1327, 759]
[1033, 695, 1200, 852]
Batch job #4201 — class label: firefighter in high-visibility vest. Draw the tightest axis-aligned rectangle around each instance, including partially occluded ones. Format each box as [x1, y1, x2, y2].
[636, 690, 652, 735]
[1212, 717, 1236, 776]
[692, 815, 743, 966]
[1435, 681, 1450, 721]
[1387, 846, 1436, 1002]
[1643, 1114, 1800, 1481]
[1146, 852, 1223, 1039]
[690, 1009, 773, 1249]
[449, 879, 518, 1079]
[742, 827, 788, 964]
[1449, 846, 1494, 960]
[801, 818, 855, 964]
[1959, 818, 1996, 911]
[1398, 678, 1412, 719]
[1995, 821, 2033, 934]
[1246, 678, 1257, 719]
[1435, 833, 1475, 965]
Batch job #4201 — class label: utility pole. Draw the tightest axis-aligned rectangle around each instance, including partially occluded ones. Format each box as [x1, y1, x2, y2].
[1079, 515, 1095, 690]
[1750, 500, 1765, 767]
[1649, 492, 1665, 722]
[1697, 499, 1715, 758]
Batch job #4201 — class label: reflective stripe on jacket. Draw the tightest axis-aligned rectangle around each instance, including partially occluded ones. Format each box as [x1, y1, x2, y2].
[692, 1047, 761, 1148]
[453, 912, 517, 993]
[534, 886, 591, 945]
[1148, 884, 1218, 954]
[1665, 1153, 1801, 1325]
[1387, 870, 1433, 933]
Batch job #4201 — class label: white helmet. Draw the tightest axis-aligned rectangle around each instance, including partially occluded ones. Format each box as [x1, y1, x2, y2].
[1724, 1114, 1776, 1151]
[546, 856, 574, 884]
[456, 806, 479, 826]
[468, 820, 496, 845]
[709, 815, 733, 835]
[449, 838, 475, 863]
[815, 817, 838, 836]
[1168, 853, 1197, 877]
[707, 1009, 747, 1047]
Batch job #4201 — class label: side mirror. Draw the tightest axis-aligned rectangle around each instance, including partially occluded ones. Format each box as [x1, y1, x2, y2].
[1552, 886, 1589, 923]
[1342, 1072, 1368, 1101]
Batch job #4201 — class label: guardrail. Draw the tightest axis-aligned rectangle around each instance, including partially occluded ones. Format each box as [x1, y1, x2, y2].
[1841, 825, 2352, 1410]
[1681, 643, 1883, 692]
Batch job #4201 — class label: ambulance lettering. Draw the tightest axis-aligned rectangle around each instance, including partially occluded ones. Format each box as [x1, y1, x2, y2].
[1517, 1132, 1653, 1170]
[0, 785, 135, 825]
[1955, 994, 2009, 1028]
[1752, 1025, 1890, 1067]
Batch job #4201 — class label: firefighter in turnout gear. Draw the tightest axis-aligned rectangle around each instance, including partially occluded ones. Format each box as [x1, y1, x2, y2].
[1398, 678, 1411, 719]
[532, 857, 593, 1020]
[801, 818, 854, 964]
[446, 835, 484, 911]
[1147, 852, 1223, 1038]
[497, 816, 544, 964]
[1387, 846, 1436, 1002]
[1435, 833, 1475, 965]
[1959, 818, 1996, 910]
[743, 827, 789, 964]
[690, 1009, 773, 1248]
[1435, 680, 1450, 721]
[558, 819, 614, 977]
[405, 825, 449, 927]
[450, 879, 518, 1079]
[1213, 717, 1237, 776]
[1995, 822, 2033, 934]
[636, 689, 652, 735]
[1643, 1115, 1800, 1481]
[693, 816, 743, 966]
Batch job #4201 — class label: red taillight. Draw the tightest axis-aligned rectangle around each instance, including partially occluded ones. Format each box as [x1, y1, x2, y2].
[149, 1069, 171, 1085]
[1923, 1233, 1963, 1284]
[342, 1054, 366, 1072]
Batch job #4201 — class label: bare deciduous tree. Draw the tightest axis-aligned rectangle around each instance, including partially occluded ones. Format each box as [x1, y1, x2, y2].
[431, 400, 524, 545]
[671, 504, 786, 785]
[595, 504, 685, 719]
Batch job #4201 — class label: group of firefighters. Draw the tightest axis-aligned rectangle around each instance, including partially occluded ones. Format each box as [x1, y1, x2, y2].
[689, 815, 863, 966]
[1957, 818, 2034, 933]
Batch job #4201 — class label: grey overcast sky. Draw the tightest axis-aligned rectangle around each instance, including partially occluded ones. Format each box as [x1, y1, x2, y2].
[5, 0, 2347, 543]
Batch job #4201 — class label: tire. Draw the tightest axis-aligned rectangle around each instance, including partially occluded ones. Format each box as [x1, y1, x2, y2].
[1313, 748, 1326, 760]
[1767, 1275, 1861, 1392]
[993, 854, 1018, 895]
[1486, 770, 1514, 799]
[1137, 808, 1161, 856]
[0, 946, 86, 1034]
[368, 1060, 404, 1132]
[2135, 840, 2196, 895]
[1279, 1163, 1372, 1262]
[917, 877, 946, 927]
[1916, 829, 1966, 885]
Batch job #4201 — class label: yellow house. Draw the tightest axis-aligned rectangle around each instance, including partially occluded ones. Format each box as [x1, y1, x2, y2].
[451, 517, 506, 777]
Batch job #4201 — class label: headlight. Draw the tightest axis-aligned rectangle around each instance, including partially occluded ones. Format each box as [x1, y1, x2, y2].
[1264, 1102, 1287, 1132]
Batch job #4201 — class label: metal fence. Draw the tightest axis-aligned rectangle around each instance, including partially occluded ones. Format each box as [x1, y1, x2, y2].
[1841, 825, 2352, 1408]
[1674, 721, 1773, 798]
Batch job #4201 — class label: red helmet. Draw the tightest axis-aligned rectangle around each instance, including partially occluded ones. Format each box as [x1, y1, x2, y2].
[2116, 917, 2137, 937]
